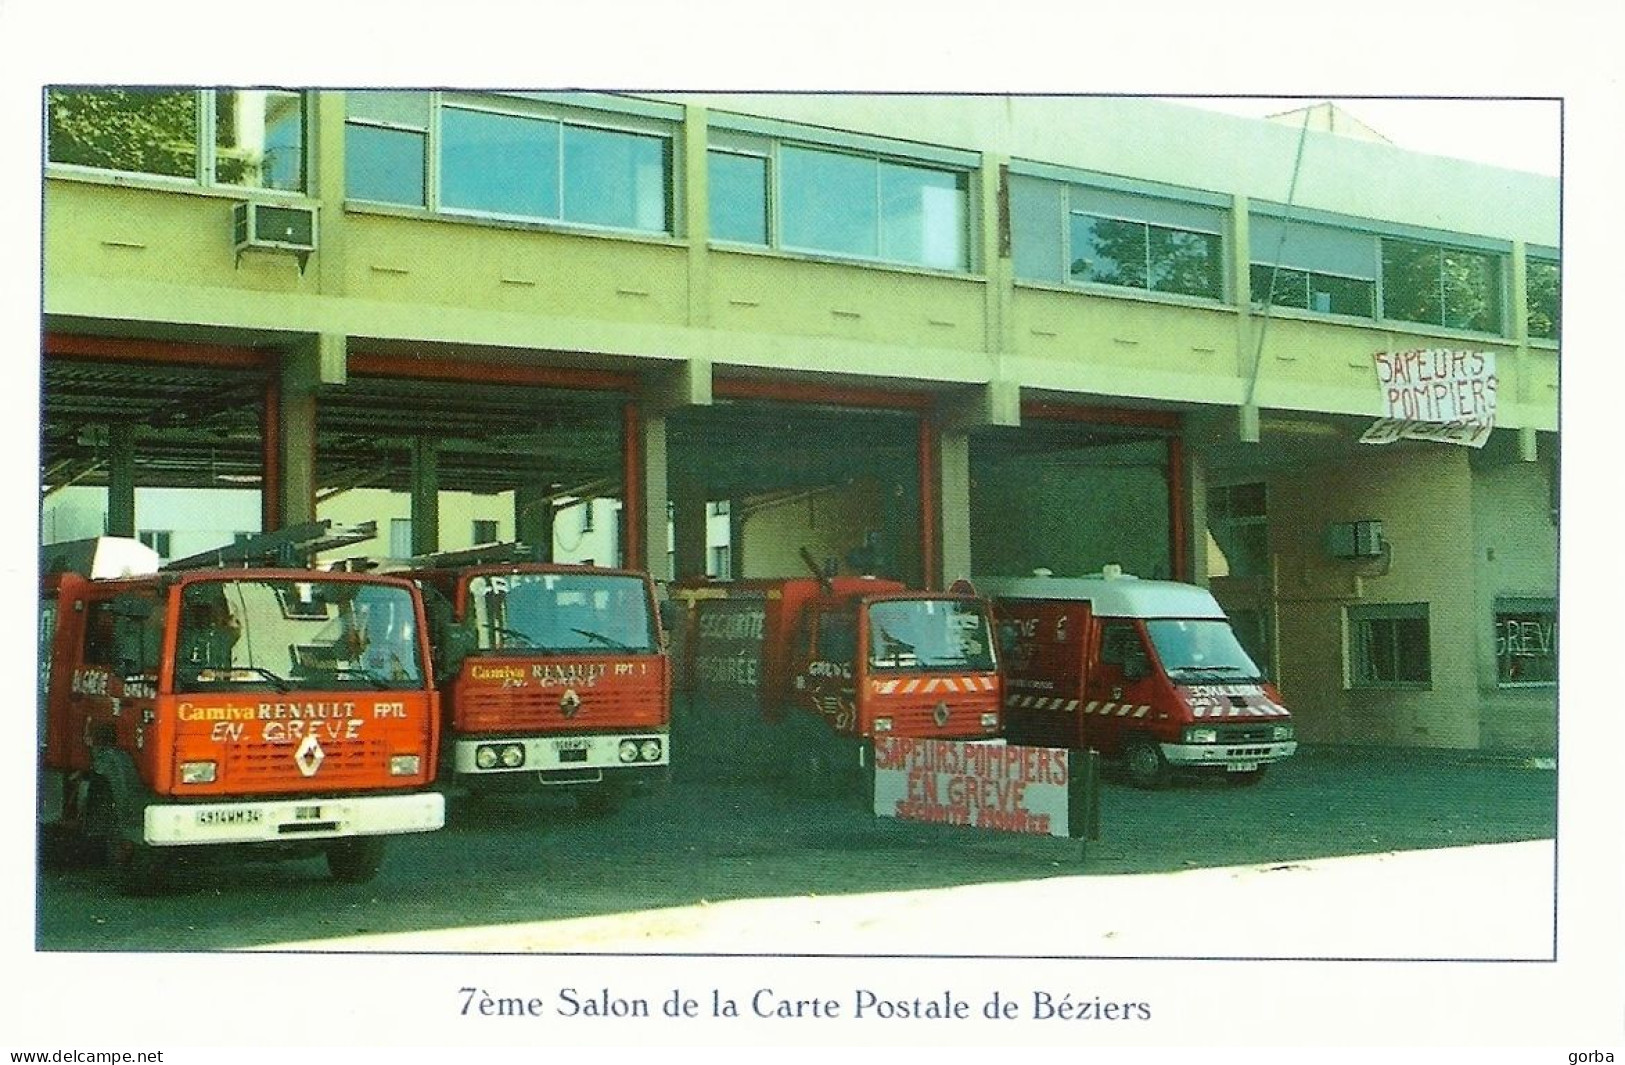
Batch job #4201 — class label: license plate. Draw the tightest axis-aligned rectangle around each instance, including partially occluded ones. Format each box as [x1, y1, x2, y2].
[1228, 762, 1259, 772]
[197, 808, 262, 826]
[553, 738, 589, 752]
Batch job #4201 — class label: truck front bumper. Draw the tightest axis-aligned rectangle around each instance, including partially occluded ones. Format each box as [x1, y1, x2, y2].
[452, 732, 669, 779]
[1160, 740, 1298, 771]
[144, 792, 446, 846]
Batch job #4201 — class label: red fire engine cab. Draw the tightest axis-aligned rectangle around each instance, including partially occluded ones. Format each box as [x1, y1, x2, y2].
[400, 543, 670, 814]
[38, 523, 445, 894]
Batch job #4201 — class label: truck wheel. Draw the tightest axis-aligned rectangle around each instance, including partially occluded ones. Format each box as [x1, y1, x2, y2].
[326, 837, 386, 884]
[1123, 738, 1170, 790]
[109, 837, 167, 896]
[1227, 766, 1268, 786]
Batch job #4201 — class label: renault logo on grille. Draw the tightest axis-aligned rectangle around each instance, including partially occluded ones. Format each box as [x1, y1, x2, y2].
[294, 733, 325, 777]
[933, 701, 950, 727]
[559, 688, 582, 718]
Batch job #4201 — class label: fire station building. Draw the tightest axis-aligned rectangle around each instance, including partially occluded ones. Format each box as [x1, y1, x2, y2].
[40, 91, 1560, 753]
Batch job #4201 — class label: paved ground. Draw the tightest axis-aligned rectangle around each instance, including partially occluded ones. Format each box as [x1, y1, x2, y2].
[35, 743, 1559, 959]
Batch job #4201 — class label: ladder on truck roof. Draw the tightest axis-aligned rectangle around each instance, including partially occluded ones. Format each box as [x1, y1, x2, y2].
[406, 541, 542, 568]
[162, 520, 377, 571]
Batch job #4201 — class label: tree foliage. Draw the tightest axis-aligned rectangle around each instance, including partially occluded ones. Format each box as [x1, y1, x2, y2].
[48, 89, 199, 178]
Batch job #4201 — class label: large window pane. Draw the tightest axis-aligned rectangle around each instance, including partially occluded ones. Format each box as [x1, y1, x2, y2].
[781, 146, 878, 258]
[441, 108, 559, 218]
[1149, 225, 1221, 298]
[215, 89, 304, 191]
[1070, 214, 1147, 289]
[709, 150, 768, 244]
[1010, 175, 1065, 282]
[562, 125, 670, 231]
[1381, 239, 1443, 325]
[346, 124, 426, 206]
[47, 88, 197, 178]
[878, 162, 967, 270]
[1527, 258, 1560, 340]
[1250, 264, 1309, 308]
[1495, 599, 1557, 686]
[1442, 248, 1503, 332]
[1349, 604, 1431, 687]
[1311, 273, 1375, 317]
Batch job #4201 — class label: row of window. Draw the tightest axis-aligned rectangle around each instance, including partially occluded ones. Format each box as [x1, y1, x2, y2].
[45, 88, 1560, 340]
[1347, 599, 1556, 689]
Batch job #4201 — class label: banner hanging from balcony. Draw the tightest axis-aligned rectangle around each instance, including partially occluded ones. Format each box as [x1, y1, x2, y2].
[1360, 348, 1497, 448]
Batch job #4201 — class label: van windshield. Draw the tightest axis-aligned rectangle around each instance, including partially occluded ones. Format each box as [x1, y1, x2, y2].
[1144, 618, 1262, 682]
[466, 572, 655, 654]
[866, 599, 995, 672]
[174, 578, 426, 692]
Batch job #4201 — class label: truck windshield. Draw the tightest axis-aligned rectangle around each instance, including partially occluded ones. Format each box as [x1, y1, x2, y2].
[466, 572, 655, 654]
[173, 578, 426, 692]
[1144, 618, 1262, 682]
[867, 599, 995, 672]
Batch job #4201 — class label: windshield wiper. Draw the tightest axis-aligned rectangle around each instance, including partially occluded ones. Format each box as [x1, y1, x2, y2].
[572, 627, 634, 651]
[1171, 664, 1257, 681]
[217, 664, 292, 692]
[317, 666, 393, 689]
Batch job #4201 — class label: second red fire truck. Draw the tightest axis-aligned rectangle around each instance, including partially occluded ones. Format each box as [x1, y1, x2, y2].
[402, 545, 670, 814]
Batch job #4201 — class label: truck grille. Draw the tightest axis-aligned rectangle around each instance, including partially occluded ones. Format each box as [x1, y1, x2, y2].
[218, 736, 393, 792]
[458, 685, 665, 733]
[1215, 725, 1275, 744]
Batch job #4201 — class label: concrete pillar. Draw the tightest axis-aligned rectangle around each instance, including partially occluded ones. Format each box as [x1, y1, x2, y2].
[938, 429, 973, 584]
[671, 472, 708, 580]
[514, 483, 555, 561]
[277, 342, 320, 527]
[105, 422, 136, 538]
[1184, 445, 1210, 585]
[641, 413, 672, 582]
[312, 91, 348, 298]
[410, 437, 439, 556]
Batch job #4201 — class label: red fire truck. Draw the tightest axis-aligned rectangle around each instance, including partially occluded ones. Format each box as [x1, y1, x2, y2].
[980, 568, 1296, 788]
[38, 524, 445, 894]
[402, 545, 669, 814]
[674, 568, 1001, 785]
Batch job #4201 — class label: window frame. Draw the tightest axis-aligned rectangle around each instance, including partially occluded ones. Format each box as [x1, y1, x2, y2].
[1378, 236, 1507, 336]
[706, 129, 974, 273]
[46, 87, 311, 197]
[1525, 255, 1561, 342]
[1347, 602, 1432, 690]
[1493, 596, 1557, 688]
[1066, 206, 1225, 301]
[706, 145, 773, 247]
[344, 91, 678, 238]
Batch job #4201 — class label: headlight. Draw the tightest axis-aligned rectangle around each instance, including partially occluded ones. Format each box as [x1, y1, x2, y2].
[499, 744, 525, 768]
[980, 712, 999, 729]
[475, 745, 499, 770]
[639, 739, 663, 762]
[389, 754, 422, 777]
[1184, 727, 1219, 744]
[180, 760, 217, 784]
[872, 717, 893, 733]
[619, 740, 640, 763]
[1272, 724, 1295, 741]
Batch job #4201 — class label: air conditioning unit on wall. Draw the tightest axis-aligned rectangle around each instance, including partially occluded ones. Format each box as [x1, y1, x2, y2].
[232, 201, 317, 272]
[1326, 519, 1385, 560]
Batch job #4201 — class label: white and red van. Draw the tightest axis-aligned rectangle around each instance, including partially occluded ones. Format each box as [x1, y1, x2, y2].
[980, 569, 1296, 788]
